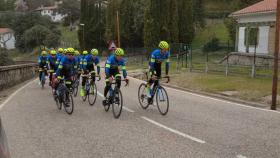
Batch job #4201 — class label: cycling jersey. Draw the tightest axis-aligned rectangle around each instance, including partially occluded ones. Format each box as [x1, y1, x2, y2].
[149, 49, 170, 76]
[83, 55, 100, 74]
[55, 56, 78, 80]
[38, 56, 48, 67]
[47, 55, 58, 72]
[105, 55, 127, 78]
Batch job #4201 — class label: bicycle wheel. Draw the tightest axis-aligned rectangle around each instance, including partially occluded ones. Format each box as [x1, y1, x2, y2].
[138, 83, 150, 109]
[156, 86, 169, 115]
[41, 73, 45, 89]
[64, 92, 74, 115]
[104, 92, 110, 112]
[55, 95, 62, 110]
[88, 82, 97, 106]
[112, 89, 123, 119]
[82, 90, 87, 102]
[73, 80, 79, 97]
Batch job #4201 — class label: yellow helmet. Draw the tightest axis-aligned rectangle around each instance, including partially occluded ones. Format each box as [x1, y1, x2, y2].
[74, 50, 80, 56]
[115, 48, 125, 56]
[82, 50, 88, 55]
[159, 41, 169, 50]
[91, 49, 99, 56]
[63, 49, 67, 54]
[50, 50, 57, 55]
[67, 47, 75, 55]
[58, 48, 63, 53]
[41, 51, 48, 56]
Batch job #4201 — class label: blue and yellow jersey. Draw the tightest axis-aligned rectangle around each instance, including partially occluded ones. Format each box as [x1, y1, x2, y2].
[105, 55, 127, 78]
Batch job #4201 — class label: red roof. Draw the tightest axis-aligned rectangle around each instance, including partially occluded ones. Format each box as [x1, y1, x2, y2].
[0, 28, 13, 34]
[232, 0, 277, 17]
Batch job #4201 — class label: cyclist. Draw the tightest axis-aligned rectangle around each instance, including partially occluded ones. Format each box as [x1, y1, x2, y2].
[74, 50, 82, 79]
[80, 49, 101, 97]
[56, 48, 64, 63]
[47, 50, 58, 86]
[57, 48, 67, 65]
[38, 51, 48, 85]
[146, 41, 170, 101]
[80, 50, 88, 69]
[54, 48, 78, 103]
[103, 48, 129, 105]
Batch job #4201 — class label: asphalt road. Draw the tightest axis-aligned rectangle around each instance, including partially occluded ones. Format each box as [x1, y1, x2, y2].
[1, 76, 280, 158]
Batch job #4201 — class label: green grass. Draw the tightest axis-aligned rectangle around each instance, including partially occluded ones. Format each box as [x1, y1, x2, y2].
[171, 71, 279, 104]
[57, 25, 79, 48]
[192, 21, 230, 49]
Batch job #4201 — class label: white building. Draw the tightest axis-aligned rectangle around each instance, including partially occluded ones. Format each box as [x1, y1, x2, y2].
[231, 0, 277, 55]
[35, 3, 66, 22]
[0, 28, 15, 50]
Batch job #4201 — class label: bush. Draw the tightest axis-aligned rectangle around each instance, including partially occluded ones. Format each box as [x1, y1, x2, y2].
[0, 50, 14, 66]
[202, 37, 220, 52]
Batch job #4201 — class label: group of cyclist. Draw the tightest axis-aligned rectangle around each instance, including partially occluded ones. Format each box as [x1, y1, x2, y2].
[37, 40, 171, 106]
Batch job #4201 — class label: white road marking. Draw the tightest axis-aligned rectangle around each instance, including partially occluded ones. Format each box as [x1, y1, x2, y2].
[236, 154, 247, 158]
[123, 107, 135, 113]
[97, 90, 135, 113]
[141, 116, 206, 144]
[0, 79, 37, 110]
[129, 76, 280, 114]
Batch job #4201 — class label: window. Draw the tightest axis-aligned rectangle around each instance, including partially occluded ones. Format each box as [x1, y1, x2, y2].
[244, 27, 259, 46]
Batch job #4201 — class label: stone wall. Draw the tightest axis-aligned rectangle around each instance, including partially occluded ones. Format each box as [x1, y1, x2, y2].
[0, 64, 37, 91]
[220, 52, 280, 67]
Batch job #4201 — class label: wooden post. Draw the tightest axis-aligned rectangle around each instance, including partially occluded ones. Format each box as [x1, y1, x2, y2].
[116, 11, 121, 47]
[271, 0, 280, 110]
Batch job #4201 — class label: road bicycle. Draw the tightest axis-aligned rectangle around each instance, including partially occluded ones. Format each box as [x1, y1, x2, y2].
[103, 78, 128, 119]
[54, 79, 74, 115]
[138, 72, 170, 115]
[81, 72, 100, 106]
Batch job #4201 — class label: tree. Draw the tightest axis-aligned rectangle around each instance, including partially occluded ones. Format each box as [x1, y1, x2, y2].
[178, 0, 194, 44]
[168, 0, 179, 43]
[6, 0, 17, 10]
[105, 0, 120, 43]
[58, 0, 80, 29]
[0, 0, 5, 11]
[120, 0, 145, 47]
[144, 0, 161, 48]
[79, 0, 106, 49]
[23, 25, 60, 50]
[10, 12, 60, 51]
[193, 0, 205, 28]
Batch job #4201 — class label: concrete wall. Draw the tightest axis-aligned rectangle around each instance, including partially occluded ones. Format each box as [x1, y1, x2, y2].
[238, 26, 270, 54]
[0, 64, 37, 91]
[220, 52, 280, 67]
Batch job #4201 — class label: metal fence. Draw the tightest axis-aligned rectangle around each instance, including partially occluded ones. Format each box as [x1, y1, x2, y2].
[124, 43, 276, 78]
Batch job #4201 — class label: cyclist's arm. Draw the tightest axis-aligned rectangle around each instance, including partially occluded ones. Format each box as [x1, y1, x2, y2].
[105, 60, 111, 77]
[82, 57, 88, 71]
[55, 61, 63, 79]
[165, 53, 170, 75]
[121, 59, 127, 78]
[150, 55, 156, 75]
[95, 57, 101, 75]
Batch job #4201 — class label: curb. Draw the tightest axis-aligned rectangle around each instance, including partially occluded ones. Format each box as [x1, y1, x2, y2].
[129, 74, 271, 109]
[161, 83, 269, 109]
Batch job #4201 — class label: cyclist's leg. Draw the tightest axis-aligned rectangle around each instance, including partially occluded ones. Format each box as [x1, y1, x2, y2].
[115, 73, 121, 89]
[38, 64, 43, 82]
[104, 76, 111, 97]
[80, 70, 88, 96]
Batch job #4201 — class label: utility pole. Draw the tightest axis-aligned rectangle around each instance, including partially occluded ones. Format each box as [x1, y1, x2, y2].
[116, 11, 120, 47]
[272, 0, 280, 110]
[80, 23, 85, 50]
